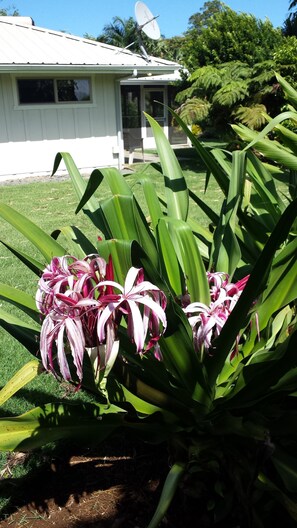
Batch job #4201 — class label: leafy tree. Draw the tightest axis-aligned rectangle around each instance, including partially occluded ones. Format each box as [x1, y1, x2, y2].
[180, 3, 283, 71]
[97, 16, 138, 50]
[172, 2, 286, 133]
[274, 36, 297, 85]
[283, 0, 297, 36]
[175, 59, 284, 133]
[289, 0, 297, 8]
[153, 35, 187, 63]
[188, 0, 225, 33]
[0, 1, 19, 15]
[96, 15, 161, 56]
[175, 61, 252, 132]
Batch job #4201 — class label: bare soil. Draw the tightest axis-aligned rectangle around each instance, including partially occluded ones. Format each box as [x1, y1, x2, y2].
[0, 439, 198, 528]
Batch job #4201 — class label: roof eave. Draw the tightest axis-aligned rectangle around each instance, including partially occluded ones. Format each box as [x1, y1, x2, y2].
[0, 64, 180, 76]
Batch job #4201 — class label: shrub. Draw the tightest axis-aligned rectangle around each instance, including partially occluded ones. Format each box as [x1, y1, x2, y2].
[0, 102, 297, 526]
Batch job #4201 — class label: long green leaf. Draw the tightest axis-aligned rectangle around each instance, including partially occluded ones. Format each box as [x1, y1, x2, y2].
[276, 73, 297, 108]
[0, 360, 40, 405]
[0, 283, 39, 321]
[188, 188, 219, 225]
[75, 166, 133, 214]
[145, 113, 189, 221]
[51, 225, 97, 258]
[233, 124, 297, 170]
[0, 402, 125, 451]
[211, 220, 241, 277]
[218, 329, 297, 406]
[100, 194, 159, 268]
[160, 299, 211, 407]
[160, 218, 210, 305]
[210, 151, 244, 276]
[147, 462, 186, 528]
[226, 151, 246, 225]
[0, 203, 65, 261]
[238, 237, 297, 360]
[272, 448, 297, 493]
[118, 383, 175, 418]
[168, 108, 229, 194]
[241, 110, 297, 152]
[186, 217, 212, 261]
[251, 248, 297, 328]
[0, 239, 44, 274]
[114, 359, 193, 416]
[246, 151, 285, 218]
[134, 173, 164, 232]
[156, 219, 184, 296]
[0, 307, 40, 353]
[53, 152, 107, 232]
[53, 152, 98, 212]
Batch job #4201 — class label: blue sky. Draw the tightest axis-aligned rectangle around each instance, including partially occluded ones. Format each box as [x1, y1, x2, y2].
[12, 1, 290, 38]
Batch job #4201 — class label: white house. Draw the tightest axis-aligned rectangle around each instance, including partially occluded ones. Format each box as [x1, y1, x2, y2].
[0, 17, 182, 179]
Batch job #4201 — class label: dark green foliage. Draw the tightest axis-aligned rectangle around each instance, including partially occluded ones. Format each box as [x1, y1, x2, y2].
[180, 4, 283, 71]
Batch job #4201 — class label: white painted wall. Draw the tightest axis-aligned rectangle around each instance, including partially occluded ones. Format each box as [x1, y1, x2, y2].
[0, 74, 122, 177]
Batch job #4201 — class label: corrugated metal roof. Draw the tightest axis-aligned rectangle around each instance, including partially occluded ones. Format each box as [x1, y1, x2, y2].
[0, 18, 179, 74]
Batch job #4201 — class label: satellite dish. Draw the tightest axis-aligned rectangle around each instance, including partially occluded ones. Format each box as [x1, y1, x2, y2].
[115, 2, 160, 62]
[135, 1, 160, 40]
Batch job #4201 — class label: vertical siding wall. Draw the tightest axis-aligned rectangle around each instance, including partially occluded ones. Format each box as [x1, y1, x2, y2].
[0, 74, 121, 177]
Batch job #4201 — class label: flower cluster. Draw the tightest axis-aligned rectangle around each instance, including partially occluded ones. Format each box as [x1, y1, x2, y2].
[183, 272, 249, 355]
[36, 256, 249, 384]
[36, 255, 167, 382]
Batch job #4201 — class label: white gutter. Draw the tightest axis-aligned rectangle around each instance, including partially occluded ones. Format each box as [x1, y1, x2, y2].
[0, 64, 179, 75]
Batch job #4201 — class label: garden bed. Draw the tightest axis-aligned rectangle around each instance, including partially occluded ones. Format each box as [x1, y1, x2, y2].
[0, 440, 199, 528]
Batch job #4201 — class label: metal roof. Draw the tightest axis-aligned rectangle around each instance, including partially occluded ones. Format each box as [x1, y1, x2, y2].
[0, 18, 180, 75]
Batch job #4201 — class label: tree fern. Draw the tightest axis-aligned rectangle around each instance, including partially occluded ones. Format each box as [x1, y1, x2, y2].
[233, 104, 267, 130]
[189, 65, 223, 90]
[175, 85, 203, 104]
[218, 61, 252, 81]
[212, 81, 249, 107]
[174, 98, 211, 124]
[174, 59, 282, 131]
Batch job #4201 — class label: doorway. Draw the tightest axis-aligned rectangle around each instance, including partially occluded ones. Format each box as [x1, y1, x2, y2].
[142, 87, 167, 148]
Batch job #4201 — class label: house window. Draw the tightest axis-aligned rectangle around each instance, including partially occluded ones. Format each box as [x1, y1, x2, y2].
[17, 78, 91, 104]
[56, 79, 91, 102]
[18, 79, 55, 104]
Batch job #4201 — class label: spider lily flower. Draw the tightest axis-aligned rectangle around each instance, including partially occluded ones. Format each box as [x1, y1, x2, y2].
[37, 256, 167, 382]
[97, 267, 167, 357]
[36, 254, 107, 315]
[39, 290, 89, 381]
[184, 272, 249, 356]
[37, 255, 110, 381]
